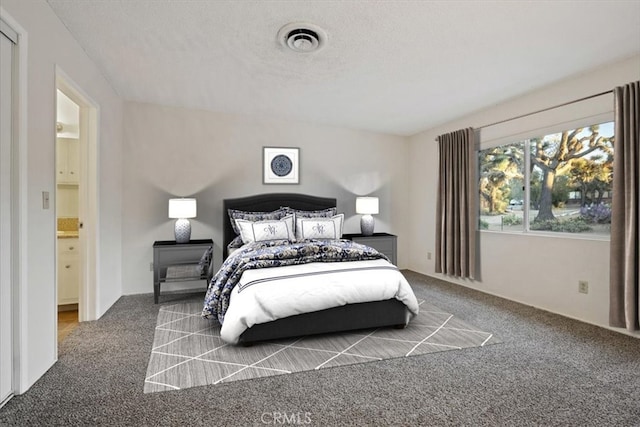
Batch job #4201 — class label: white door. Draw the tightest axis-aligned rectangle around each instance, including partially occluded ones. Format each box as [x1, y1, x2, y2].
[0, 20, 17, 405]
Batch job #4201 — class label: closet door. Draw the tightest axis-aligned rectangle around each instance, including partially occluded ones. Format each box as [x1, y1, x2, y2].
[0, 20, 16, 405]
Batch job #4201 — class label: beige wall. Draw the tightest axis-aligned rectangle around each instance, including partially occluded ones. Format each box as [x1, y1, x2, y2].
[408, 54, 640, 335]
[1, 0, 123, 392]
[122, 102, 409, 295]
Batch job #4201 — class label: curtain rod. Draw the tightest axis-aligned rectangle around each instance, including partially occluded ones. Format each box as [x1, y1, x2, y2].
[434, 89, 613, 141]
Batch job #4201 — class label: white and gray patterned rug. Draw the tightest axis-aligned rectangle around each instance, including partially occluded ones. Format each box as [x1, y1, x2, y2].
[144, 300, 500, 393]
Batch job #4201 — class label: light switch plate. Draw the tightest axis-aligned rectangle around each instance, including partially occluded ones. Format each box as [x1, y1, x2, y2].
[42, 191, 50, 209]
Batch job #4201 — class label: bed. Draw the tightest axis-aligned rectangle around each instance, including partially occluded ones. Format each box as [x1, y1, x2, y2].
[202, 193, 419, 345]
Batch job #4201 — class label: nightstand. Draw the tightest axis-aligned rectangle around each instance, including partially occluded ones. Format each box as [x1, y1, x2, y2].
[152, 239, 213, 304]
[342, 233, 397, 265]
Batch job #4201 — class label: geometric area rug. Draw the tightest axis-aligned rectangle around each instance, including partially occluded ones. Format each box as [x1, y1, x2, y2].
[144, 299, 501, 393]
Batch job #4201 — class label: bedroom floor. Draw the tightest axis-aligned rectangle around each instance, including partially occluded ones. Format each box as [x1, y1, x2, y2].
[57, 308, 78, 342]
[4, 272, 639, 426]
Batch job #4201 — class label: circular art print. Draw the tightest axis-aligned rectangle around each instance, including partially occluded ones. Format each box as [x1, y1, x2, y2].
[263, 147, 299, 184]
[270, 154, 293, 177]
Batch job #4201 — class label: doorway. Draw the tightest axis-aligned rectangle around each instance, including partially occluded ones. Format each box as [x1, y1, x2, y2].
[55, 70, 99, 333]
[55, 89, 80, 341]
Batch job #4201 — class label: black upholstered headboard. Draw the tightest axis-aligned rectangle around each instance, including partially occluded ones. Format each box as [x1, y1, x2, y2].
[223, 193, 337, 259]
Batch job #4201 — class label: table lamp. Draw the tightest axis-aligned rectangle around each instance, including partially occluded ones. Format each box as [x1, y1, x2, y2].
[356, 197, 379, 236]
[168, 198, 197, 243]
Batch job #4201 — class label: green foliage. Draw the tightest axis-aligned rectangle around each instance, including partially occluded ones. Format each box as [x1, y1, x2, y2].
[569, 157, 613, 205]
[478, 143, 524, 214]
[479, 219, 489, 230]
[502, 214, 522, 226]
[552, 175, 570, 208]
[530, 217, 592, 233]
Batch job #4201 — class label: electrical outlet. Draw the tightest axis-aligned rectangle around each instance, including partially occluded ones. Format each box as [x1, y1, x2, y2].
[578, 280, 589, 294]
[427, 252, 432, 260]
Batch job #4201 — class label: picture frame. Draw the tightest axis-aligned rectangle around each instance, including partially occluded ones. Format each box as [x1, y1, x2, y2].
[263, 147, 300, 184]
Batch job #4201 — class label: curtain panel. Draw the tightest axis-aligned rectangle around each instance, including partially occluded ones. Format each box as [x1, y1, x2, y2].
[435, 128, 477, 279]
[610, 81, 640, 332]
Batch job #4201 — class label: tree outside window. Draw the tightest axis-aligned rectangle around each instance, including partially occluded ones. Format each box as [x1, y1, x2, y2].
[479, 121, 613, 236]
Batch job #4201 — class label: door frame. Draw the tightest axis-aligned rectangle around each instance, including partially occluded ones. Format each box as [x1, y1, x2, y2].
[0, 18, 17, 407]
[0, 6, 27, 397]
[55, 68, 99, 324]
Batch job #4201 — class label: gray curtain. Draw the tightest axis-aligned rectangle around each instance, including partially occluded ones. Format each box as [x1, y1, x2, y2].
[435, 128, 477, 279]
[610, 81, 639, 332]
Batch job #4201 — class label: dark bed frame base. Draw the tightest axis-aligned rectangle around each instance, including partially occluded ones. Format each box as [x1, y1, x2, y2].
[223, 193, 410, 345]
[239, 299, 408, 345]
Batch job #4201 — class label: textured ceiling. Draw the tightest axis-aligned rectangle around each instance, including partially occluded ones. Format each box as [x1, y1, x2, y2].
[47, 0, 640, 136]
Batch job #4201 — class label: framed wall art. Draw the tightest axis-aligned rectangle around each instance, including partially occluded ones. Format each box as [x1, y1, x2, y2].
[263, 147, 299, 184]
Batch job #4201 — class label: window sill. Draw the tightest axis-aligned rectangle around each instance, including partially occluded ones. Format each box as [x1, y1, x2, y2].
[479, 229, 610, 242]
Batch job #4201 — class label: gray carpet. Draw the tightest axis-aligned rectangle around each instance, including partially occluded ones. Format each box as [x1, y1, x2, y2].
[1, 271, 639, 426]
[144, 299, 500, 393]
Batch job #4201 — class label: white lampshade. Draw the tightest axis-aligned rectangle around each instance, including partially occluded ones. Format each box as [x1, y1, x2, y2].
[168, 198, 197, 219]
[356, 197, 379, 215]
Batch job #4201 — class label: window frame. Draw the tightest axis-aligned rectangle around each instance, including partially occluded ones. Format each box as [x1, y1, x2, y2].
[477, 111, 614, 241]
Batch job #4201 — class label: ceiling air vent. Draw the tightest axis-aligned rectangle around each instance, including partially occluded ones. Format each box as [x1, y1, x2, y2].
[278, 23, 326, 53]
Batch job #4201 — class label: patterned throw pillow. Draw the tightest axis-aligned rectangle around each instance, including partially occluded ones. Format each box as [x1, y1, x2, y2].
[282, 206, 337, 236]
[236, 215, 295, 244]
[228, 207, 290, 235]
[283, 207, 337, 219]
[198, 245, 214, 275]
[296, 214, 344, 240]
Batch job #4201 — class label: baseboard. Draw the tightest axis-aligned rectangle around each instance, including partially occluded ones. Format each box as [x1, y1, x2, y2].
[57, 303, 78, 312]
[404, 270, 640, 340]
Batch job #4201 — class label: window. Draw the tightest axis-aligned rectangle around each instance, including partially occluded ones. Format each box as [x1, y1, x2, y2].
[479, 121, 614, 237]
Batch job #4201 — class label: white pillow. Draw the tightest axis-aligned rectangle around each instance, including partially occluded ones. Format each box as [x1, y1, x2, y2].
[236, 214, 294, 244]
[296, 214, 344, 240]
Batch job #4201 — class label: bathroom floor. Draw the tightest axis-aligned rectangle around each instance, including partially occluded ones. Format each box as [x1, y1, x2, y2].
[58, 309, 79, 342]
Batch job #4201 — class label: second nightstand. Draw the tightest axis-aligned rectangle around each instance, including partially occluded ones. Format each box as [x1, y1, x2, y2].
[342, 232, 397, 265]
[152, 239, 213, 304]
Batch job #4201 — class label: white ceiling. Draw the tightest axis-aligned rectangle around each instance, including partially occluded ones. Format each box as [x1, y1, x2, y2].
[47, 0, 640, 136]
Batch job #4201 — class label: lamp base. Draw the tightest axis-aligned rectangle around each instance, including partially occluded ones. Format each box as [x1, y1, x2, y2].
[174, 218, 191, 243]
[360, 215, 375, 236]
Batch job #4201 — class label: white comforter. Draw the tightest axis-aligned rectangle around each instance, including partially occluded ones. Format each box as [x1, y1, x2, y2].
[220, 258, 420, 344]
